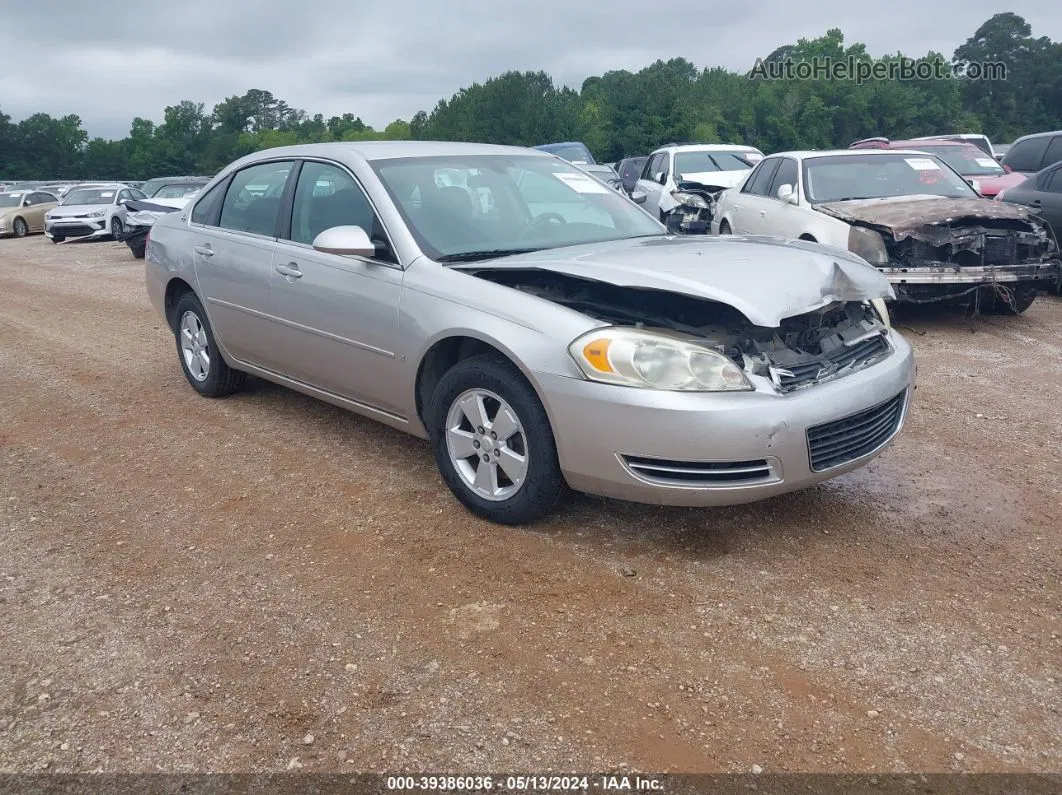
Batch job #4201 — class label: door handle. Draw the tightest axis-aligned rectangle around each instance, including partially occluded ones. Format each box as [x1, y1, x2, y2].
[1029, 199, 1041, 206]
[194, 243, 213, 257]
[760, 209, 767, 216]
[275, 263, 302, 279]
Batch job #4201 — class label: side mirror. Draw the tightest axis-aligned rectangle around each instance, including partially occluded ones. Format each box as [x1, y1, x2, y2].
[631, 190, 648, 205]
[312, 225, 376, 257]
[966, 178, 982, 194]
[777, 184, 798, 204]
[655, 172, 667, 185]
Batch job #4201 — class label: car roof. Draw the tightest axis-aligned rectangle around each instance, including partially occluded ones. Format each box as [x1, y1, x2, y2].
[1011, 129, 1062, 143]
[229, 141, 552, 166]
[770, 149, 947, 160]
[659, 143, 761, 153]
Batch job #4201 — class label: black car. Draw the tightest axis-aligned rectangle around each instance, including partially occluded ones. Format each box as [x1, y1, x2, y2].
[996, 161, 1062, 243]
[1000, 131, 1062, 176]
[614, 156, 648, 195]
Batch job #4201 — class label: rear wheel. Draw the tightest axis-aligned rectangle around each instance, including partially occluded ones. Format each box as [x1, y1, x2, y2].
[130, 240, 146, 259]
[172, 293, 246, 397]
[428, 355, 567, 525]
[718, 220, 732, 235]
[12, 218, 28, 238]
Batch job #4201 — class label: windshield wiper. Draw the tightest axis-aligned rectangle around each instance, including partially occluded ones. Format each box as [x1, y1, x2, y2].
[437, 248, 543, 263]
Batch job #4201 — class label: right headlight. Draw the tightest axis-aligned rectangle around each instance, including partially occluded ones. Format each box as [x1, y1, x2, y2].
[568, 327, 752, 392]
[670, 190, 709, 209]
[847, 226, 888, 265]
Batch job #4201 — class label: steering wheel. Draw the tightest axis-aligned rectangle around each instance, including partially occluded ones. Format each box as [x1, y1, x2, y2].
[521, 212, 568, 239]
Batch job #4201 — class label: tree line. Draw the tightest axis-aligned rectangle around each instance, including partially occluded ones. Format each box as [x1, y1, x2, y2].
[1, 12, 1059, 181]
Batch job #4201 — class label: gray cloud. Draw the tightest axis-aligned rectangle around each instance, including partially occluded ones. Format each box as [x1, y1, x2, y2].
[2, 0, 1060, 140]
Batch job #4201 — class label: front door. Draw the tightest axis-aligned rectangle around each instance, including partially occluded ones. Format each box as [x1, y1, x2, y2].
[269, 159, 405, 414]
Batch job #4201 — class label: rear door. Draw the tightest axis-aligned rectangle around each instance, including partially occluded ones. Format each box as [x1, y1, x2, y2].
[190, 160, 295, 370]
[269, 159, 405, 413]
[731, 158, 780, 234]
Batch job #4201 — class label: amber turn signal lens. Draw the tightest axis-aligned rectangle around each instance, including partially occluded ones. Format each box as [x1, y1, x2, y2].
[582, 339, 614, 373]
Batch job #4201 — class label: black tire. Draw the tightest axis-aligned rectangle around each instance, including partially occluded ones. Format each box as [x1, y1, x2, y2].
[427, 354, 567, 525]
[981, 285, 1037, 315]
[718, 220, 732, 234]
[130, 240, 146, 259]
[12, 217, 28, 238]
[111, 217, 124, 240]
[50, 235, 65, 244]
[172, 292, 246, 398]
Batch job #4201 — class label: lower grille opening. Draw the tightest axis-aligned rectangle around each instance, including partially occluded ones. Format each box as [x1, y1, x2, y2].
[622, 455, 774, 486]
[807, 390, 907, 471]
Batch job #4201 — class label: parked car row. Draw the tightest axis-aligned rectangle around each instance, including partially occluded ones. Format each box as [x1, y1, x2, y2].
[1, 174, 210, 245]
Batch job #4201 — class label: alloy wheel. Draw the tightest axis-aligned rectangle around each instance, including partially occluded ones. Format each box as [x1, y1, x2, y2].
[444, 388, 529, 501]
[179, 311, 210, 382]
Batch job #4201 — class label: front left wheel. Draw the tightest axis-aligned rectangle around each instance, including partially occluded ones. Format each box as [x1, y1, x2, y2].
[12, 218, 28, 238]
[172, 293, 246, 397]
[111, 217, 124, 240]
[428, 355, 567, 525]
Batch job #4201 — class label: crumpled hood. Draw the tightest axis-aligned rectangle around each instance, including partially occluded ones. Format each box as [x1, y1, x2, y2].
[48, 204, 109, 218]
[814, 194, 1035, 231]
[462, 235, 895, 327]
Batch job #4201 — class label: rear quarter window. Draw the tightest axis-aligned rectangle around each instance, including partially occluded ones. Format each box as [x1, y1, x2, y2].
[1004, 137, 1050, 172]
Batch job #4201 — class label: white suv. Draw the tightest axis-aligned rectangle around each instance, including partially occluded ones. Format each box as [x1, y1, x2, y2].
[632, 143, 763, 220]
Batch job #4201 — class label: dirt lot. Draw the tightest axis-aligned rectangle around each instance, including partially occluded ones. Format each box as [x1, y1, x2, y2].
[1, 234, 1060, 775]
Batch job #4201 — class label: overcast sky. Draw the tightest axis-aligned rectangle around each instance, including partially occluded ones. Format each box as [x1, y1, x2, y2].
[2, 1, 1060, 140]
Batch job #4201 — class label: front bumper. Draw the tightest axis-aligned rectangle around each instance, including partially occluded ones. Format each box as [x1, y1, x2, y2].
[879, 261, 1060, 285]
[45, 217, 111, 240]
[537, 332, 915, 507]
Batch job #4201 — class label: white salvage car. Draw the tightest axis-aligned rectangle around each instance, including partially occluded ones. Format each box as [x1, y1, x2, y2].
[712, 149, 1060, 311]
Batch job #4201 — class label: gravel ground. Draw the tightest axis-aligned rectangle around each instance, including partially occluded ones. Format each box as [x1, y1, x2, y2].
[0, 235, 1059, 774]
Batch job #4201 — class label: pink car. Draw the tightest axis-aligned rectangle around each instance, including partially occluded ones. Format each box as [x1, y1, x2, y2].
[849, 138, 1026, 197]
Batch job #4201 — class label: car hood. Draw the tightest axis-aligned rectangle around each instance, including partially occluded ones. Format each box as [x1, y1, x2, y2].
[967, 172, 1027, 196]
[456, 236, 894, 327]
[675, 169, 750, 189]
[48, 204, 111, 217]
[813, 194, 1038, 238]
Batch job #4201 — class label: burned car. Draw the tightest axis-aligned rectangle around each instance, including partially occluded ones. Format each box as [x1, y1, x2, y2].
[713, 149, 1060, 312]
[146, 142, 913, 525]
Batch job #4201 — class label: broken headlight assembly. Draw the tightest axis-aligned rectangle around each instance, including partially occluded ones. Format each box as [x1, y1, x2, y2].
[670, 190, 710, 209]
[847, 226, 889, 265]
[568, 327, 752, 392]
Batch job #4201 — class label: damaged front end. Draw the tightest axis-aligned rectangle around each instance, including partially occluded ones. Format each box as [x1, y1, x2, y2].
[468, 268, 893, 393]
[662, 181, 726, 235]
[817, 197, 1062, 305]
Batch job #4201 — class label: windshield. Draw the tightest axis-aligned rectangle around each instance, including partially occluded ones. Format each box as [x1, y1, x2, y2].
[803, 153, 978, 203]
[907, 144, 1005, 177]
[674, 151, 755, 178]
[154, 183, 205, 199]
[0, 193, 23, 207]
[61, 188, 117, 206]
[371, 154, 663, 261]
[536, 144, 595, 164]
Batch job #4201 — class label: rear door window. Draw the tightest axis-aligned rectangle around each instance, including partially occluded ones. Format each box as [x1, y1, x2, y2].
[1041, 136, 1062, 170]
[743, 159, 780, 195]
[218, 161, 295, 237]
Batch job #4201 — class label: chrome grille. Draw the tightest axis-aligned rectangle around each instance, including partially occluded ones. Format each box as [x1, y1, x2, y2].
[622, 455, 774, 486]
[807, 390, 907, 472]
[777, 333, 890, 391]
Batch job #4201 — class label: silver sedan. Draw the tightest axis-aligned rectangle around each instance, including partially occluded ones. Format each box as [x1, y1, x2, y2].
[145, 142, 915, 524]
